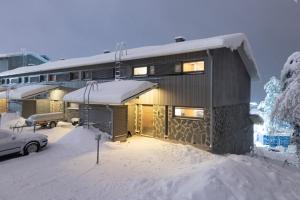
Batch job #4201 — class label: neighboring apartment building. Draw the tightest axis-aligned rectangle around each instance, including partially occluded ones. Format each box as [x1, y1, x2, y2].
[0, 51, 49, 73]
[0, 33, 260, 154]
[0, 51, 49, 112]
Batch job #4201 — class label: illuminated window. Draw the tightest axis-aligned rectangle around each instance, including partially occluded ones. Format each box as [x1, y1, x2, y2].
[174, 107, 204, 118]
[183, 61, 205, 73]
[133, 66, 147, 76]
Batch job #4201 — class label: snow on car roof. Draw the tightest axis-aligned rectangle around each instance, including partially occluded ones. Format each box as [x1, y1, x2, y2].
[63, 80, 157, 105]
[0, 33, 259, 80]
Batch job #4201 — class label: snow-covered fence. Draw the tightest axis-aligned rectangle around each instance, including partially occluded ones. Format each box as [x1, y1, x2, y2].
[262, 135, 290, 148]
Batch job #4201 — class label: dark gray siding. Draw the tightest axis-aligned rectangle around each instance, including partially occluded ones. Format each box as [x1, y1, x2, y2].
[134, 74, 209, 107]
[9, 100, 37, 118]
[212, 48, 251, 106]
[79, 105, 112, 133]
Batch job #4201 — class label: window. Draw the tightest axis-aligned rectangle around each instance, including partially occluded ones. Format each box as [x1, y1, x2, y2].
[6, 79, 10, 84]
[183, 61, 205, 73]
[133, 66, 147, 76]
[82, 71, 92, 80]
[40, 75, 46, 82]
[149, 66, 155, 75]
[56, 73, 70, 82]
[70, 72, 79, 80]
[175, 63, 182, 73]
[67, 102, 79, 110]
[1, 79, 5, 85]
[48, 74, 56, 82]
[24, 77, 29, 83]
[10, 78, 19, 84]
[30, 76, 40, 83]
[18, 77, 22, 83]
[174, 107, 204, 119]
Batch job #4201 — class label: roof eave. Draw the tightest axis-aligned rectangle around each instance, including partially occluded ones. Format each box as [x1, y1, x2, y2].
[237, 46, 260, 81]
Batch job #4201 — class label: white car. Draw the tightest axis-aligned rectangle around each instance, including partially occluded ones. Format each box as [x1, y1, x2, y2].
[0, 129, 48, 157]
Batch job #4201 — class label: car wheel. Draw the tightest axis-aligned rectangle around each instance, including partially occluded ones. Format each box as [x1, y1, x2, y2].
[49, 121, 57, 129]
[24, 142, 39, 155]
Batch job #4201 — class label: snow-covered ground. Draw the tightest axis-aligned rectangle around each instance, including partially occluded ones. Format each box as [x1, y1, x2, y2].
[0, 124, 300, 200]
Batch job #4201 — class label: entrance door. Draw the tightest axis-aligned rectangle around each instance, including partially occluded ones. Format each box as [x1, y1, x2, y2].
[142, 105, 154, 137]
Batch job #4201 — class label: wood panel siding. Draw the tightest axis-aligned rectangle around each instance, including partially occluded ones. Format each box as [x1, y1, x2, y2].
[212, 48, 251, 106]
[112, 106, 128, 142]
[79, 104, 112, 133]
[135, 73, 209, 107]
[0, 99, 7, 113]
[127, 104, 136, 135]
[36, 99, 50, 114]
[92, 68, 114, 80]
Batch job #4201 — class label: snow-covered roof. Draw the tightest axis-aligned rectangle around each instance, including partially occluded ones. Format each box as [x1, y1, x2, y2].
[63, 80, 157, 105]
[0, 51, 49, 63]
[0, 84, 58, 100]
[0, 33, 259, 80]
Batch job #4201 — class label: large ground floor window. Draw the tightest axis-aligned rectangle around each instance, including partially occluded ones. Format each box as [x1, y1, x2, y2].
[173, 107, 204, 119]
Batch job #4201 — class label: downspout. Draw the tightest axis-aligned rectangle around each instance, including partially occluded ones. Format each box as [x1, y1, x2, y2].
[206, 50, 213, 149]
[106, 105, 114, 140]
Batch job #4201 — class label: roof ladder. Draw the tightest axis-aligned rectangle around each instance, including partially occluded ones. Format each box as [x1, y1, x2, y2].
[83, 81, 98, 129]
[114, 42, 127, 80]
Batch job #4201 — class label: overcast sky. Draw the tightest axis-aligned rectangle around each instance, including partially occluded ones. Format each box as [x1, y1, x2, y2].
[0, 0, 299, 101]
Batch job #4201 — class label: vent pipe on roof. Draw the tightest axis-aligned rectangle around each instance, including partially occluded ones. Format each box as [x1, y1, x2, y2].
[174, 36, 186, 43]
[103, 50, 111, 54]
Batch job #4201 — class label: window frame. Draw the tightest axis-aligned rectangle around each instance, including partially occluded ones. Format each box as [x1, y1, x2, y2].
[40, 75, 46, 82]
[173, 106, 204, 119]
[133, 66, 148, 77]
[29, 75, 40, 83]
[81, 71, 92, 80]
[181, 60, 205, 74]
[24, 77, 29, 83]
[70, 71, 80, 81]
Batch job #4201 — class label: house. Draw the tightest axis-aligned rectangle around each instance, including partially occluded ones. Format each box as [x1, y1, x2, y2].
[0, 33, 259, 154]
[0, 85, 71, 118]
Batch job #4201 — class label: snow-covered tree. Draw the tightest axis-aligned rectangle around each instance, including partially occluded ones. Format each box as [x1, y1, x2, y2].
[272, 52, 300, 156]
[272, 52, 300, 125]
[258, 76, 290, 133]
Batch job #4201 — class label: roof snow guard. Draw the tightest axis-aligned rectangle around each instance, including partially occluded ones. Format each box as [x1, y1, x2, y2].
[0, 84, 58, 100]
[0, 33, 259, 80]
[63, 80, 157, 105]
